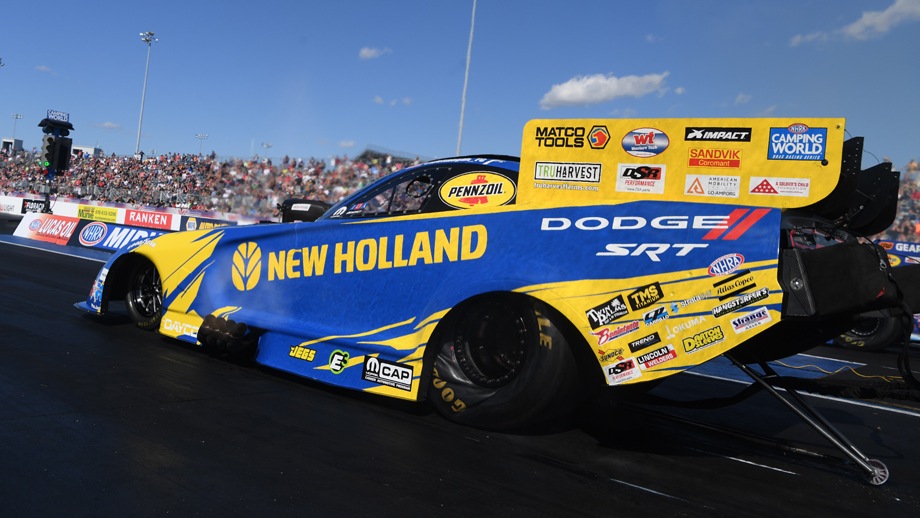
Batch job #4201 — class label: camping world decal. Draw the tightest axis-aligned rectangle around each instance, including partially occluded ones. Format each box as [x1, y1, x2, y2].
[768, 124, 827, 161]
[439, 172, 516, 209]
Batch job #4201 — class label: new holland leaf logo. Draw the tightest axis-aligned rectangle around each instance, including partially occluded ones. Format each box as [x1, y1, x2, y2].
[232, 242, 262, 291]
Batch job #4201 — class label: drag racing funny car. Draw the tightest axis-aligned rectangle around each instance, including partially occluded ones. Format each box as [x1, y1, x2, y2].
[76, 117, 920, 483]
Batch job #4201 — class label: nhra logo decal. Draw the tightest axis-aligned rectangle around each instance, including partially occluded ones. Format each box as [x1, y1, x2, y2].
[79, 222, 108, 246]
[768, 124, 826, 161]
[363, 357, 412, 391]
[439, 172, 515, 209]
[708, 253, 744, 276]
[622, 128, 669, 158]
[586, 295, 629, 329]
[684, 127, 752, 142]
[232, 242, 262, 291]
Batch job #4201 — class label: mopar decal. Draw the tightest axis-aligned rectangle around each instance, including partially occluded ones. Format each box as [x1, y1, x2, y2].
[363, 357, 412, 391]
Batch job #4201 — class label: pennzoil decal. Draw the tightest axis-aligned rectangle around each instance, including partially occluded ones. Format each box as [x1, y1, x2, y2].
[438, 172, 516, 209]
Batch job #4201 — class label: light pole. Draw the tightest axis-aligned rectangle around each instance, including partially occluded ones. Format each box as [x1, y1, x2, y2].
[456, 0, 476, 155]
[196, 133, 209, 155]
[11, 113, 22, 141]
[136, 31, 157, 156]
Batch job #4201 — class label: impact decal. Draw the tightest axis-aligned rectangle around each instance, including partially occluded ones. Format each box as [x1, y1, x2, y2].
[750, 177, 811, 197]
[622, 128, 669, 158]
[768, 124, 826, 161]
[685, 175, 741, 198]
[616, 164, 666, 194]
[439, 172, 516, 209]
[684, 127, 752, 142]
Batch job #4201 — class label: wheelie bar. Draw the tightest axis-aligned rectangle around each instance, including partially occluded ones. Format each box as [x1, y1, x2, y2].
[724, 353, 890, 485]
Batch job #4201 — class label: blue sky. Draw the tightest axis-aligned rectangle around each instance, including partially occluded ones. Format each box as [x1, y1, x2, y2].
[1, 0, 918, 169]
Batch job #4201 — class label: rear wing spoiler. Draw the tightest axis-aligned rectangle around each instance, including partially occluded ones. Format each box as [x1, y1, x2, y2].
[518, 118, 899, 234]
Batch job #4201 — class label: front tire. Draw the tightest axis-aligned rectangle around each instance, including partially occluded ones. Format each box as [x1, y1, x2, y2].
[125, 259, 163, 330]
[834, 316, 904, 351]
[428, 295, 580, 431]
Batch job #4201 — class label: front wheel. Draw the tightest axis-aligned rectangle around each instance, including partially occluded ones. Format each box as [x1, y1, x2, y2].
[125, 260, 163, 330]
[428, 295, 580, 431]
[834, 316, 904, 351]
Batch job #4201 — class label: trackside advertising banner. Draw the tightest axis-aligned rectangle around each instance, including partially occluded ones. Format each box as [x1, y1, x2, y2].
[68, 219, 169, 252]
[13, 213, 80, 245]
[13, 213, 170, 252]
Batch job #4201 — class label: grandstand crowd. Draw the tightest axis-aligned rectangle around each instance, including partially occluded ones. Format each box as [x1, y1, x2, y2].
[0, 148, 417, 220]
[1, 147, 918, 240]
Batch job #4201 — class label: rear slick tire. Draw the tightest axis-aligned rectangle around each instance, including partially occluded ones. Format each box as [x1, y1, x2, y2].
[834, 316, 903, 351]
[428, 295, 580, 431]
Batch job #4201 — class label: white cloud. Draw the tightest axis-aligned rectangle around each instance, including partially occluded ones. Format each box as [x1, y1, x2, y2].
[359, 47, 392, 60]
[373, 95, 385, 104]
[735, 93, 752, 105]
[842, 0, 920, 39]
[674, 86, 686, 95]
[35, 65, 52, 73]
[789, 32, 827, 47]
[539, 71, 669, 110]
[95, 122, 121, 130]
[790, 0, 920, 45]
[339, 140, 355, 148]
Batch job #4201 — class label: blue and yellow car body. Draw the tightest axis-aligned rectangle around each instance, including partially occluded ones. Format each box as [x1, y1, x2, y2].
[76, 117, 913, 422]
